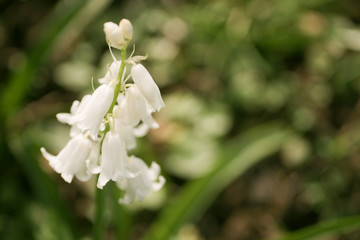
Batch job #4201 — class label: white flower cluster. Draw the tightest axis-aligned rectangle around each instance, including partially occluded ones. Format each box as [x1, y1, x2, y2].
[41, 19, 165, 204]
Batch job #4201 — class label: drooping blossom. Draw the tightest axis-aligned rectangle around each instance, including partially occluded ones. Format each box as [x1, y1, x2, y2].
[41, 133, 93, 183]
[74, 84, 114, 140]
[117, 156, 165, 204]
[131, 63, 165, 112]
[97, 130, 135, 189]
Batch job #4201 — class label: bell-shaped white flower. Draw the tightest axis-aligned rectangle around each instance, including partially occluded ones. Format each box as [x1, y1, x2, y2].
[97, 130, 135, 189]
[117, 156, 165, 204]
[117, 85, 159, 128]
[114, 112, 137, 150]
[131, 64, 165, 112]
[113, 106, 152, 150]
[75, 141, 101, 182]
[64, 141, 101, 183]
[56, 95, 91, 137]
[75, 84, 114, 140]
[40, 134, 93, 183]
[104, 21, 128, 49]
[74, 142, 100, 182]
[86, 142, 101, 175]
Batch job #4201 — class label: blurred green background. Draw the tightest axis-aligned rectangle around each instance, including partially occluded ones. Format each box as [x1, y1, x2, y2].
[2, 0, 360, 239]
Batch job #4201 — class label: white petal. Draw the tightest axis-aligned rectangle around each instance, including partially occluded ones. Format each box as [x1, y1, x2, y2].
[116, 178, 128, 190]
[75, 84, 114, 140]
[104, 22, 118, 35]
[152, 176, 166, 191]
[118, 190, 135, 204]
[133, 123, 150, 137]
[115, 156, 165, 203]
[97, 174, 110, 189]
[131, 64, 165, 112]
[69, 124, 82, 138]
[75, 163, 92, 182]
[119, 19, 133, 40]
[56, 113, 73, 125]
[57, 96, 91, 127]
[61, 135, 92, 182]
[98, 77, 108, 84]
[97, 132, 133, 189]
[41, 134, 92, 183]
[148, 162, 161, 180]
[56, 100, 80, 125]
[70, 100, 80, 114]
[40, 147, 57, 167]
[115, 119, 137, 150]
[86, 142, 101, 174]
[61, 173, 74, 183]
[135, 188, 150, 202]
[123, 85, 159, 128]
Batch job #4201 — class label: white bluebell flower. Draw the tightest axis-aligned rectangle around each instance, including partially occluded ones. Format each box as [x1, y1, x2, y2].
[97, 131, 135, 189]
[74, 84, 114, 140]
[117, 85, 159, 128]
[41, 19, 166, 203]
[117, 156, 165, 204]
[131, 64, 165, 112]
[40, 133, 93, 183]
[56, 94, 91, 137]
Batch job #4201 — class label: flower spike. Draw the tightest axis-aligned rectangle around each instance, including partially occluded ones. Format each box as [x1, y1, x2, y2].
[41, 18, 165, 204]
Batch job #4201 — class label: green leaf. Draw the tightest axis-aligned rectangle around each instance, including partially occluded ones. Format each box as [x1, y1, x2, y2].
[143, 123, 293, 240]
[273, 215, 360, 240]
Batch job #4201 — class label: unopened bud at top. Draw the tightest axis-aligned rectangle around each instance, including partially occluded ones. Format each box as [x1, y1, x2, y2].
[104, 21, 126, 49]
[119, 19, 133, 41]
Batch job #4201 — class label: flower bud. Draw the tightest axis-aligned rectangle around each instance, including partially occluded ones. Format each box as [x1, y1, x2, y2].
[119, 18, 133, 40]
[104, 21, 126, 49]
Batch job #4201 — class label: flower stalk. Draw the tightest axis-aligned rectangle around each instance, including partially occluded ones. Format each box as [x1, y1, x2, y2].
[94, 181, 106, 240]
[40, 18, 166, 237]
[107, 47, 127, 115]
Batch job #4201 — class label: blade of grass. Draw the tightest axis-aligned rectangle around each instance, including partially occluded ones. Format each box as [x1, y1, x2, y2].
[273, 215, 360, 240]
[143, 123, 293, 240]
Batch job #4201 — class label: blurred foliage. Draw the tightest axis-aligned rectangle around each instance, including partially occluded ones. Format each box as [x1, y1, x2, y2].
[2, 0, 360, 239]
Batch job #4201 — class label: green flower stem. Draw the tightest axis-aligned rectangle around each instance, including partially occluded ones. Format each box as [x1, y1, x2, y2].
[110, 182, 132, 239]
[94, 45, 128, 239]
[107, 47, 127, 115]
[103, 46, 127, 134]
[94, 177, 106, 240]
